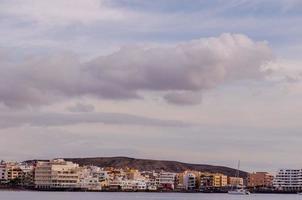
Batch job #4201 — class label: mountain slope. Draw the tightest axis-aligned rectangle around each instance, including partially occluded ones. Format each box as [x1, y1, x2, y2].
[65, 156, 248, 178]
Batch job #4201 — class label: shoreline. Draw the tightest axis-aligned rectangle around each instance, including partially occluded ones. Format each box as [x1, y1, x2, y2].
[0, 188, 300, 194]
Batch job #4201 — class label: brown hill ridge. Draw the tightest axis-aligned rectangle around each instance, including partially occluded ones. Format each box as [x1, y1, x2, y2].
[64, 156, 248, 178]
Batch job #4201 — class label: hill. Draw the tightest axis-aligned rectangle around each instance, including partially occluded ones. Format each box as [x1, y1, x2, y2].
[64, 156, 248, 178]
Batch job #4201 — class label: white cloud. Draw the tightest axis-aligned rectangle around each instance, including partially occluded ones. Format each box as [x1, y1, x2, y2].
[265, 59, 302, 82]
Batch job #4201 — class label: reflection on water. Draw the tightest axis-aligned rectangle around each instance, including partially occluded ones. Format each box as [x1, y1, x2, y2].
[0, 191, 301, 200]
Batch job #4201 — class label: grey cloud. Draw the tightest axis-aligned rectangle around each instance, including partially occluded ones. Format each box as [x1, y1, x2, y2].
[164, 91, 202, 105]
[0, 112, 191, 129]
[67, 103, 95, 113]
[0, 33, 273, 107]
[285, 75, 301, 83]
[88, 34, 272, 91]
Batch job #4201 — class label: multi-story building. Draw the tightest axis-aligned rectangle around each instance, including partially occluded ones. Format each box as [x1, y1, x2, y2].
[19, 163, 35, 186]
[98, 170, 110, 182]
[140, 171, 157, 191]
[0, 162, 7, 182]
[147, 179, 157, 191]
[34, 161, 52, 189]
[212, 175, 220, 187]
[83, 166, 110, 187]
[248, 172, 274, 187]
[200, 174, 213, 188]
[120, 180, 133, 191]
[0, 161, 34, 186]
[156, 172, 176, 190]
[126, 169, 143, 180]
[78, 176, 101, 191]
[108, 178, 122, 190]
[6, 163, 23, 181]
[274, 169, 302, 191]
[133, 179, 147, 191]
[183, 172, 196, 190]
[34, 159, 80, 189]
[228, 177, 244, 186]
[78, 167, 102, 191]
[220, 175, 228, 187]
[120, 179, 147, 191]
[200, 173, 228, 188]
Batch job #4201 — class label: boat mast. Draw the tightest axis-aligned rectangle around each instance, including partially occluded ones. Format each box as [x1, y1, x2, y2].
[236, 160, 240, 178]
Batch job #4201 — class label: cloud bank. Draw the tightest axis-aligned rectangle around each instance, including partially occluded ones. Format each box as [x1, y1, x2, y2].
[0, 112, 191, 129]
[67, 103, 95, 113]
[0, 33, 273, 107]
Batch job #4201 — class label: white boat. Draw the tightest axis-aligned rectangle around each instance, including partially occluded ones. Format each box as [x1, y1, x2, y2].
[228, 188, 250, 195]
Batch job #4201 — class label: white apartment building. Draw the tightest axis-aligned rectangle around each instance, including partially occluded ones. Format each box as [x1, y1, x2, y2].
[274, 169, 302, 191]
[147, 178, 157, 191]
[183, 172, 196, 190]
[156, 172, 176, 190]
[120, 179, 147, 191]
[78, 176, 101, 190]
[78, 167, 102, 191]
[88, 166, 110, 182]
[34, 159, 80, 189]
[0, 163, 7, 182]
[121, 180, 134, 190]
[108, 178, 123, 190]
[133, 179, 147, 191]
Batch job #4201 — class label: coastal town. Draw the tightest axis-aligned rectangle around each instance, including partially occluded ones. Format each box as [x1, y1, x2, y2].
[0, 158, 299, 193]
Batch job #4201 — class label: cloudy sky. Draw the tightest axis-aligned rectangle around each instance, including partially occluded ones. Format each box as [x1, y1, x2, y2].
[0, 0, 302, 172]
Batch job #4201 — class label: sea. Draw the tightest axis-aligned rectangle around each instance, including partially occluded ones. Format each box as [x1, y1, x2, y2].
[0, 192, 301, 200]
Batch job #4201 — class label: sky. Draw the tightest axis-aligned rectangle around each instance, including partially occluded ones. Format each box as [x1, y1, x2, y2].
[0, 0, 302, 172]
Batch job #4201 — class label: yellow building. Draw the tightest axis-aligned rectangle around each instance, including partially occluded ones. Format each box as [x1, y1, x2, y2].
[126, 169, 143, 180]
[200, 173, 228, 188]
[221, 175, 228, 187]
[212, 174, 228, 187]
[6, 164, 23, 180]
[212, 174, 221, 187]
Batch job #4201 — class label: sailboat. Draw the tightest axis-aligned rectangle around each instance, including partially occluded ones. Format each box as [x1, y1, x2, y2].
[228, 160, 250, 195]
[228, 188, 250, 195]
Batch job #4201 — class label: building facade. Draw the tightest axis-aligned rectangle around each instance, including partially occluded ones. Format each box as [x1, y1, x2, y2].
[34, 159, 80, 189]
[3, 162, 25, 182]
[200, 173, 228, 188]
[0, 162, 7, 182]
[228, 177, 244, 186]
[183, 172, 196, 190]
[156, 172, 176, 190]
[248, 172, 274, 187]
[274, 169, 302, 191]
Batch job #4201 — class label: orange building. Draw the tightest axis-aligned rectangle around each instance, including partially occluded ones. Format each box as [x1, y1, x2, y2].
[248, 172, 274, 187]
[228, 177, 244, 186]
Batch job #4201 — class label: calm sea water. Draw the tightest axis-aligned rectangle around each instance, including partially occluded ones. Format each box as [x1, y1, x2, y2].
[0, 191, 301, 200]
